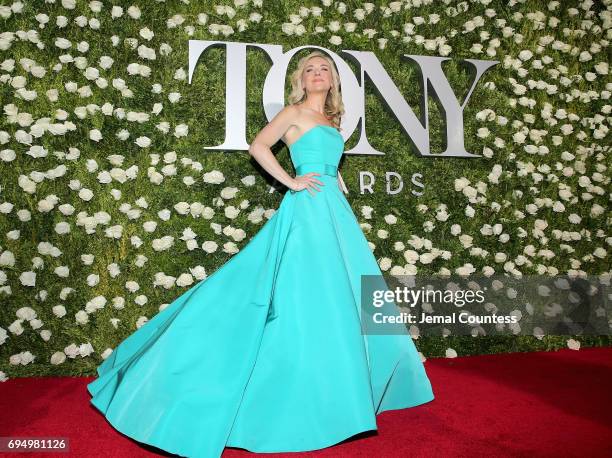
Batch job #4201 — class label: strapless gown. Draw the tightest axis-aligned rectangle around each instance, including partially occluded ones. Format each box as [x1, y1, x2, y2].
[87, 124, 435, 457]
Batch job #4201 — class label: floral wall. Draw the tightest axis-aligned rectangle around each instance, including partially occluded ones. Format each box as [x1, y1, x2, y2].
[0, 0, 610, 379]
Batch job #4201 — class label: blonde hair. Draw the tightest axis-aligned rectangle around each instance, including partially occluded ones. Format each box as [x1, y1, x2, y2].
[287, 50, 345, 131]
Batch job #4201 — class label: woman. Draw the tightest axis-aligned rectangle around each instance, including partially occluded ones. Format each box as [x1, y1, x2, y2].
[87, 50, 434, 458]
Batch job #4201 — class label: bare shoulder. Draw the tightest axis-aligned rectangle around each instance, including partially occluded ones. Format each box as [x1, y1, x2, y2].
[271, 104, 298, 130]
[290, 102, 317, 123]
[279, 104, 303, 142]
[283, 103, 301, 119]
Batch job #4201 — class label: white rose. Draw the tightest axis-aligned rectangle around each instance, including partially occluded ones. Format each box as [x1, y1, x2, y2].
[19, 271, 36, 286]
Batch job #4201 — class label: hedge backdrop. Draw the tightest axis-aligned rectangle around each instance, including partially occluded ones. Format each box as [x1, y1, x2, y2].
[0, 0, 610, 380]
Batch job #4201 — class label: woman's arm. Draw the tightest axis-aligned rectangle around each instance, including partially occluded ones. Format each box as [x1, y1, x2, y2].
[248, 106, 298, 190]
[249, 106, 323, 195]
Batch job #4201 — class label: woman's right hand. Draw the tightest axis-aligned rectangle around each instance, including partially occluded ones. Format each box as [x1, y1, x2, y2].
[290, 172, 324, 196]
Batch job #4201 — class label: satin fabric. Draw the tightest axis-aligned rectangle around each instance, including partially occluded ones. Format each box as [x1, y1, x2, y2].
[87, 123, 435, 458]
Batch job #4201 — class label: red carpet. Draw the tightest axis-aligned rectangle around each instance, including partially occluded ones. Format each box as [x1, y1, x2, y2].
[1, 347, 610, 457]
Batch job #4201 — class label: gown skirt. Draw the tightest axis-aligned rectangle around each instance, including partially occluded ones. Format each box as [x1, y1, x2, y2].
[87, 124, 435, 457]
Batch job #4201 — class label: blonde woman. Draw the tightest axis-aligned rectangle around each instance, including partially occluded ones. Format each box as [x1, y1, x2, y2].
[88, 50, 435, 458]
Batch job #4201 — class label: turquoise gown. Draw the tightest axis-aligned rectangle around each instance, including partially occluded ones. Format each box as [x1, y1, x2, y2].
[87, 124, 435, 457]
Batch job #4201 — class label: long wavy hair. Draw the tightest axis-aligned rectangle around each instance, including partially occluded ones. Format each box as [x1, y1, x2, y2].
[287, 51, 345, 131]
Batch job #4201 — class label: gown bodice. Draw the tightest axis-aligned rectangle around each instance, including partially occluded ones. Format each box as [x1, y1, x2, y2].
[288, 124, 344, 179]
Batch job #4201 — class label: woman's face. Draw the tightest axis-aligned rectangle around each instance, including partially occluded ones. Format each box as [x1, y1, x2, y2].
[301, 56, 332, 94]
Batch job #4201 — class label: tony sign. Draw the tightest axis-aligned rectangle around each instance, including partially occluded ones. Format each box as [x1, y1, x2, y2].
[188, 40, 498, 193]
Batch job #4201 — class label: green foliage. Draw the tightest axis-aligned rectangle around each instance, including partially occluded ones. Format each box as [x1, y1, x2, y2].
[0, 0, 610, 378]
